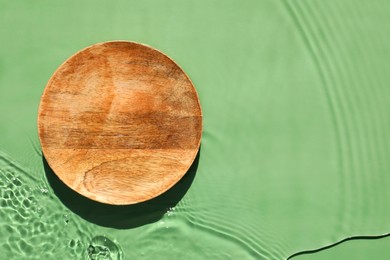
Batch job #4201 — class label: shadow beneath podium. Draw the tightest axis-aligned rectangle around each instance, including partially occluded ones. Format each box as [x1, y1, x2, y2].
[43, 148, 200, 229]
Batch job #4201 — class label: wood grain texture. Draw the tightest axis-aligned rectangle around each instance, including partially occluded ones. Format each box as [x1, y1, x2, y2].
[38, 41, 202, 205]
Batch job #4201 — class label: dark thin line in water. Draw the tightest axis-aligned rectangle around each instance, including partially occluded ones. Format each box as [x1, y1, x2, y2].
[287, 232, 390, 259]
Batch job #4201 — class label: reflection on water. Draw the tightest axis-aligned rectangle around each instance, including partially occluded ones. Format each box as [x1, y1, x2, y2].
[0, 152, 122, 259]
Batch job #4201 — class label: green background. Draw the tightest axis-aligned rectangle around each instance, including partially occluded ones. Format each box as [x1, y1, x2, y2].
[0, 0, 389, 259]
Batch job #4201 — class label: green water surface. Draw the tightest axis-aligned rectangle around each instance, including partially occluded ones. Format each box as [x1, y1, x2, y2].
[0, 0, 389, 259]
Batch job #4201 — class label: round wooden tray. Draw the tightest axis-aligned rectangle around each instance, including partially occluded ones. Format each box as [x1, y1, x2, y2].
[38, 41, 202, 205]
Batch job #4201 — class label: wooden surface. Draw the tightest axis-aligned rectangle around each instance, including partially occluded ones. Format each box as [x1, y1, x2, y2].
[38, 41, 202, 205]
